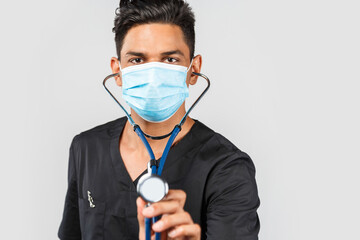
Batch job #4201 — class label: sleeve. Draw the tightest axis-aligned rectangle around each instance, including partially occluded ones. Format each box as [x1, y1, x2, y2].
[58, 138, 82, 240]
[204, 152, 260, 240]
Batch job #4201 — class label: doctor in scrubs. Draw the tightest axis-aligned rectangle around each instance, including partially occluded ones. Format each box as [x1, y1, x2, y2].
[58, 0, 260, 239]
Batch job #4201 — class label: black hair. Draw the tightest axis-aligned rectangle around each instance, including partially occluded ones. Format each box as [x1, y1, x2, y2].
[113, 0, 195, 60]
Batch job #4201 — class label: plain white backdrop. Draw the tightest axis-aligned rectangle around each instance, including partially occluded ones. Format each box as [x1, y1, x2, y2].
[0, 0, 359, 239]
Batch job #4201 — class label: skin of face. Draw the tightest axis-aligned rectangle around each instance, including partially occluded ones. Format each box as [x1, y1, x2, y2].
[110, 23, 202, 90]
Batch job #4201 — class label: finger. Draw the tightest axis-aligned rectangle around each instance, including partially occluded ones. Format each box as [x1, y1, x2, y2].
[137, 197, 146, 225]
[151, 233, 166, 240]
[142, 200, 181, 218]
[136, 197, 146, 239]
[150, 232, 159, 240]
[152, 211, 193, 232]
[167, 224, 201, 239]
[163, 189, 187, 208]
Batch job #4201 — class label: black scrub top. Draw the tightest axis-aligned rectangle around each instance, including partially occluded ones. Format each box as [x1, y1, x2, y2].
[58, 117, 260, 240]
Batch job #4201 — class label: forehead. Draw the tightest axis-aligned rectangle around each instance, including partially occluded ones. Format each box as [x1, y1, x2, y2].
[121, 23, 190, 58]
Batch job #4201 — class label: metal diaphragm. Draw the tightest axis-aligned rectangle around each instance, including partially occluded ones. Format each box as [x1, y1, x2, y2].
[137, 174, 169, 203]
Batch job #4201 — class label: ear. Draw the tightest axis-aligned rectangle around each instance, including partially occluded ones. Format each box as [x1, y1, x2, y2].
[110, 57, 122, 86]
[189, 54, 202, 85]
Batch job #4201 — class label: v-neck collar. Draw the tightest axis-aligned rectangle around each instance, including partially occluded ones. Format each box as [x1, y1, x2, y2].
[109, 117, 201, 191]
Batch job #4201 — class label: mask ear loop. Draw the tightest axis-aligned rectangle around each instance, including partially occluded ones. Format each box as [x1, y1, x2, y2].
[118, 59, 123, 72]
[186, 58, 194, 72]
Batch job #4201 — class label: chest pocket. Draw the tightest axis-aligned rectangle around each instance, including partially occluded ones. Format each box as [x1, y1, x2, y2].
[78, 197, 106, 240]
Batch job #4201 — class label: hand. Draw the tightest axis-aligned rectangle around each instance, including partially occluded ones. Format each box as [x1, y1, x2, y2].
[136, 189, 201, 240]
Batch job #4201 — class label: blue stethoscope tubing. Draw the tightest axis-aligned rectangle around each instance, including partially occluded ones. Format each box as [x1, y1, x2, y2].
[103, 71, 210, 240]
[134, 124, 180, 240]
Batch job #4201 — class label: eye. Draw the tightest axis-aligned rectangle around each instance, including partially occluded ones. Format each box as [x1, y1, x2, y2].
[130, 58, 144, 64]
[164, 57, 178, 63]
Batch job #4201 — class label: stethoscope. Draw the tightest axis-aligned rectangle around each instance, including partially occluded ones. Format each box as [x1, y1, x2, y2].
[103, 68, 210, 240]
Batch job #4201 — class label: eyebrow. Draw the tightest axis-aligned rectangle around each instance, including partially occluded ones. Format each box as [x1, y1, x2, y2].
[125, 51, 146, 57]
[125, 50, 185, 57]
[160, 50, 185, 57]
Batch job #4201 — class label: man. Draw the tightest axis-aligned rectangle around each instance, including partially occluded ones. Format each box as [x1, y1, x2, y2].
[58, 0, 260, 239]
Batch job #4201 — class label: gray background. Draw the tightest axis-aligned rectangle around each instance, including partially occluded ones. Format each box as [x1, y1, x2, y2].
[0, 0, 359, 239]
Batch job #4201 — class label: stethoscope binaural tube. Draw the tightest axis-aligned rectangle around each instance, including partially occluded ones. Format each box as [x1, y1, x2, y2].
[103, 71, 210, 240]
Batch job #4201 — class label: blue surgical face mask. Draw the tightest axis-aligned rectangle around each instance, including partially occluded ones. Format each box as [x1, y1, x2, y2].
[120, 61, 193, 123]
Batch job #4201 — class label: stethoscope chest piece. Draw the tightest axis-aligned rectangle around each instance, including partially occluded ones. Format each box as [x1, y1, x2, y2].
[137, 174, 169, 203]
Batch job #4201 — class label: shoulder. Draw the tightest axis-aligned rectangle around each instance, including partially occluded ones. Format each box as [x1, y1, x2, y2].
[71, 117, 126, 150]
[193, 120, 255, 173]
[193, 121, 259, 220]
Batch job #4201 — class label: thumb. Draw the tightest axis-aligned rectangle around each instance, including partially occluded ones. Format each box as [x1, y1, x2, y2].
[137, 197, 146, 240]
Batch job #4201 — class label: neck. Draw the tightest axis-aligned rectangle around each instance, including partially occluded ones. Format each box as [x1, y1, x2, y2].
[121, 104, 195, 159]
